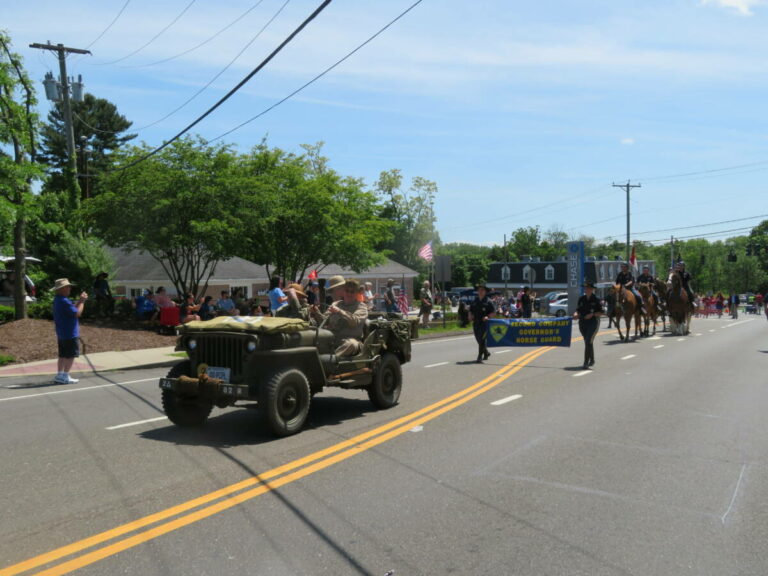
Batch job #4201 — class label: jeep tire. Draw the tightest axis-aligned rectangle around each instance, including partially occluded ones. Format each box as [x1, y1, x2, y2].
[162, 361, 213, 427]
[368, 352, 402, 409]
[261, 368, 311, 437]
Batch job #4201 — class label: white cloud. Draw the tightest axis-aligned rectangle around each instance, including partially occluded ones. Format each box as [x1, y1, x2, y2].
[701, 0, 765, 16]
[621, 138, 635, 146]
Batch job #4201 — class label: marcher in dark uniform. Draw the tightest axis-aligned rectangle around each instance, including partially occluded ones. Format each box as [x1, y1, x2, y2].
[637, 264, 661, 313]
[574, 281, 603, 369]
[615, 262, 645, 314]
[469, 283, 495, 363]
[677, 261, 695, 307]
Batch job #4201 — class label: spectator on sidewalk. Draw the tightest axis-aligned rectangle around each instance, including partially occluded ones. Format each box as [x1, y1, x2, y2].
[217, 290, 239, 316]
[92, 272, 114, 317]
[52, 278, 87, 385]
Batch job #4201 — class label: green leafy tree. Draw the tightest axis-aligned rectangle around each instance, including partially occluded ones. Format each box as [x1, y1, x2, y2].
[0, 32, 45, 319]
[508, 226, 541, 259]
[84, 136, 243, 297]
[40, 93, 135, 200]
[238, 144, 389, 281]
[440, 243, 493, 287]
[375, 169, 439, 268]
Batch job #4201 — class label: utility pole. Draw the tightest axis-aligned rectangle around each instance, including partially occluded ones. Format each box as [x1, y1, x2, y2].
[612, 180, 641, 262]
[29, 42, 90, 213]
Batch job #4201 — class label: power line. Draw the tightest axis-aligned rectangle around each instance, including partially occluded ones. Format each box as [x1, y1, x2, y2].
[83, 0, 132, 50]
[645, 225, 756, 245]
[95, 0, 198, 66]
[71, 0, 290, 136]
[110, 0, 333, 173]
[601, 214, 768, 241]
[127, 0, 268, 68]
[209, 0, 424, 143]
[636, 159, 768, 183]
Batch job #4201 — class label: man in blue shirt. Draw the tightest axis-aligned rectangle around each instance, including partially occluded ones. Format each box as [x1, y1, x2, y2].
[217, 290, 238, 315]
[268, 276, 288, 316]
[52, 278, 87, 385]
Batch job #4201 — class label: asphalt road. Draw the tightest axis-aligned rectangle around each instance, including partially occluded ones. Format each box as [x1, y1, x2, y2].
[1, 314, 767, 576]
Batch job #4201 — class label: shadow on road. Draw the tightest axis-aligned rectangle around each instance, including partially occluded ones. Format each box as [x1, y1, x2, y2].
[140, 395, 376, 447]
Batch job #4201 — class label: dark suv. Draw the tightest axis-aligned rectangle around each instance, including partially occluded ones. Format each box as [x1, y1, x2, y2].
[159, 314, 414, 437]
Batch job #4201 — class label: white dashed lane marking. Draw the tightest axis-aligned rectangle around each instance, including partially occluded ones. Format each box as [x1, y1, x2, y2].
[106, 416, 168, 430]
[621, 354, 636, 360]
[491, 394, 522, 406]
[424, 362, 449, 369]
[654, 345, 664, 349]
[573, 370, 591, 378]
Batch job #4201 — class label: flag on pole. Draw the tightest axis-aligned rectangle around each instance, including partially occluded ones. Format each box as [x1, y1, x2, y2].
[308, 270, 318, 280]
[397, 290, 409, 315]
[629, 245, 637, 272]
[418, 241, 433, 262]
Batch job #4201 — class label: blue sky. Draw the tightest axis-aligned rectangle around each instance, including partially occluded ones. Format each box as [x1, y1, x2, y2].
[5, 0, 768, 247]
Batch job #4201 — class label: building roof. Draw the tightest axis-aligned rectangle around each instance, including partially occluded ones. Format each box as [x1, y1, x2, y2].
[109, 248, 418, 284]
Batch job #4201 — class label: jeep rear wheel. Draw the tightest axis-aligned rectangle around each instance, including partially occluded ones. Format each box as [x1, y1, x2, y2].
[368, 353, 402, 409]
[161, 361, 213, 427]
[261, 369, 311, 437]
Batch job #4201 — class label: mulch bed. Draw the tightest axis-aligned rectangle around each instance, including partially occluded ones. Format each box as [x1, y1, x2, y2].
[0, 318, 176, 364]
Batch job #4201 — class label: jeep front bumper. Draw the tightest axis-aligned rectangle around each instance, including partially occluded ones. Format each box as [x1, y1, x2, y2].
[159, 376, 250, 399]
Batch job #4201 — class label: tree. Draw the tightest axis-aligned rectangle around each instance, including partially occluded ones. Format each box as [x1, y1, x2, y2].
[84, 137, 244, 297]
[238, 144, 389, 281]
[508, 226, 541, 259]
[0, 32, 45, 319]
[375, 169, 439, 268]
[440, 243, 493, 287]
[39, 93, 135, 201]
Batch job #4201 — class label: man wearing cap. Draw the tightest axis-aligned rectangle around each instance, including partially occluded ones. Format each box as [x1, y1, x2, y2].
[383, 278, 397, 313]
[637, 264, 662, 315]
[468, 283, 495, 363]
[52, 278, 88, 385]
[677, 261, 695, 307]
[615, 262, 645, 314]
[311, 278, 368, 356]
[279, 283, 311, 321]
[574, 281, 603, 369]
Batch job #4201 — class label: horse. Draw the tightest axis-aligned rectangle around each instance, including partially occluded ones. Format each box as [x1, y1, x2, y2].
[652, 277, 668, 332]
[667, 272, 691, 335]
[636, 283, 658, 337]
[610, 284, 641, 342]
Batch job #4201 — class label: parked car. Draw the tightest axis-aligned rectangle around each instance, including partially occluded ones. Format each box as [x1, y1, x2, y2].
[541, 291, 568, 315]
[0, 256, 39, 308]
[548, 299, 569, 317]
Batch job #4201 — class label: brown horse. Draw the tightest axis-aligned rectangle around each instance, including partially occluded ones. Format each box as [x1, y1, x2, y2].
[667, 272, 691, 335]
[637, 283, 658, 336]
[653, 277, 668, 331]
[610, 284, 641, 341]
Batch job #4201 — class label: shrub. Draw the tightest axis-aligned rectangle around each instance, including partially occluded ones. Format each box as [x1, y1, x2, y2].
[0, 305, 13, 324]
[0, 353, 14, 366]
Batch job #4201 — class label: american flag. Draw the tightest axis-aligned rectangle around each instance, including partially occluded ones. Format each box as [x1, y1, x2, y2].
[397, 291, 409, 315]
[629, 245, 637, 273]
[417, 241, 433, 262]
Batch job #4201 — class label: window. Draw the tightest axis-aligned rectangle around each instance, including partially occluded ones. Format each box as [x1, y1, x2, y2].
[545, 265, 554, 281]
[230, 285, 249, 298]
[523, 265, 532, 281]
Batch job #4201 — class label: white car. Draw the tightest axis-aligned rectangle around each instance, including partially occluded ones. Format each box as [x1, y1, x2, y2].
[548, 299, 569, 317]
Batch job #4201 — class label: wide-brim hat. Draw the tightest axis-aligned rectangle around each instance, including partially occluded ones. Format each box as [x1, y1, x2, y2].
[583, 281, 596, 288]
[287, 283, 307, 297]
[327, 275, 346, 290]
[52, 278, 73, 291]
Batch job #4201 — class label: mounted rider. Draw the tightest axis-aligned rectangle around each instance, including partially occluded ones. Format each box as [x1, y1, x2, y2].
[615, 262, 646, 314]
[676, 261, 696, 307]
[637, 264, 662, 312]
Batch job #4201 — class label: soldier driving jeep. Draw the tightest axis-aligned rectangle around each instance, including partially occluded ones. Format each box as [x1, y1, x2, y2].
[310, 277, 367, 357]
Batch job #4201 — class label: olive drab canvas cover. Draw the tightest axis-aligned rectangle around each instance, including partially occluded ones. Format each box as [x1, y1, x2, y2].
[180, 316, 310, 334]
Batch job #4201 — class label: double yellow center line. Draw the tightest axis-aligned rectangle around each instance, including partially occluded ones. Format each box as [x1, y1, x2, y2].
[2, 346, 553, 576]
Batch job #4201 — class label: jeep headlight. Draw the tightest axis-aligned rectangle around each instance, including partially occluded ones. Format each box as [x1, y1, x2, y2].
[246, 338, 257, 353]
[187, 338, 197, 351]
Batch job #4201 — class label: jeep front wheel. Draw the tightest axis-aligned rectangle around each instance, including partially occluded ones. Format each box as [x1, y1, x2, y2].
[261, 369, 311, 437]
[368, 353, 402, 409]
[162, 361, 213, 427]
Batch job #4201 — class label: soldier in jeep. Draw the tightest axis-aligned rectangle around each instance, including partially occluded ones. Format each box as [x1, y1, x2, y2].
[311, 277, 367, 356]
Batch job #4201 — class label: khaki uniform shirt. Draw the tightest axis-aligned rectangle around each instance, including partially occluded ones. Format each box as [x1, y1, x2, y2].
[324, 299, 368, 340]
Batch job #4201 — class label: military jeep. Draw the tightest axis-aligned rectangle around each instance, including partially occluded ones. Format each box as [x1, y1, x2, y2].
[159, 314, 414, 437]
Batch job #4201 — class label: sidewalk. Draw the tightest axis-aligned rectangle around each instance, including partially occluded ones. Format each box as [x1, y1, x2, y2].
[0, 346, 178, 379]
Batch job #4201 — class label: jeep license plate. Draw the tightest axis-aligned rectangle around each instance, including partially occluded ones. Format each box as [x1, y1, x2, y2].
[206, 366, 231, 383]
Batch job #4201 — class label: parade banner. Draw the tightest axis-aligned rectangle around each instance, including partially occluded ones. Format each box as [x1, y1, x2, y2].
[486, 317, 572, 347]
